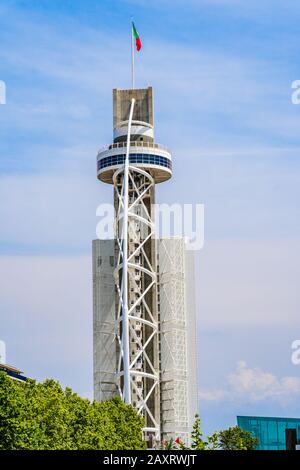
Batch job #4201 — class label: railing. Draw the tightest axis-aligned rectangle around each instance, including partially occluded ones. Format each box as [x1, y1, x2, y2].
[97, 141, 170, 155]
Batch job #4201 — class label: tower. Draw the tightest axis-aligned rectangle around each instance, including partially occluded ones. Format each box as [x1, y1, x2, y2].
[93, 87, 197, 445]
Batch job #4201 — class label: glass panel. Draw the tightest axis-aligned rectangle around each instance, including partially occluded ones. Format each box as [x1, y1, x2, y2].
[99, 153, 172, 171]
[237, 416, 300, 450]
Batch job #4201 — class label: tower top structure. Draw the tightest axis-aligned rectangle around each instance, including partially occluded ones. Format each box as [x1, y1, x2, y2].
[113, 87, 154, 131]
[97, 87, 172, 185]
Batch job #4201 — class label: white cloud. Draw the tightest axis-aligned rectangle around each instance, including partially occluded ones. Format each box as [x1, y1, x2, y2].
[0, 0, 298, 150]
[229, 361, 300, 400]
[198, 389, 227, 402]
[199, 361, 300, 404]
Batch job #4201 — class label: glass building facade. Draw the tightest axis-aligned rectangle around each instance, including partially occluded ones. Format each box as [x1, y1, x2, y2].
[237, 416, 300, 450]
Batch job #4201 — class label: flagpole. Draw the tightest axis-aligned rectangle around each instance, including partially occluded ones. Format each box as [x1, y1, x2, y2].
[131, 20, 135, 89]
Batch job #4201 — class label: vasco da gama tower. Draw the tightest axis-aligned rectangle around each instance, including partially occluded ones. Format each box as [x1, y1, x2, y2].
[93, 87, 198, 445]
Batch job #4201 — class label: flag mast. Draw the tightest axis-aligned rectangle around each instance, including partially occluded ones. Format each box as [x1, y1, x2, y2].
[131, 21, 135, 89]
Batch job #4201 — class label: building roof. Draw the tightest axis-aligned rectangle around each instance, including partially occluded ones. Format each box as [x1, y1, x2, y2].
[0, 363, 23, 374]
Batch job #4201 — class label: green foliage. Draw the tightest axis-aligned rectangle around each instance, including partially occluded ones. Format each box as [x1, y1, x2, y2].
[177, 438, 189, 450]
[205, 432, 219, 450]
[161, 437, 189, 450]
[189, 415, 258, 450]
[217, 426, 259, 450]
[161, 437, 176, 450]
[162, 418, 259, 451]
[191, 414, 206, 450]
[0, 372, 145, 450]
[0, 373, 260, 451]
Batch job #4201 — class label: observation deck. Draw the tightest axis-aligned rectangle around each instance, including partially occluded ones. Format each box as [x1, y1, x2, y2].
[97, 140, 172, 184]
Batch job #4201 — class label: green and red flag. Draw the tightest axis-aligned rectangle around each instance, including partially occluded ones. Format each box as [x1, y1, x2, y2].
[132, 22, 142, 51]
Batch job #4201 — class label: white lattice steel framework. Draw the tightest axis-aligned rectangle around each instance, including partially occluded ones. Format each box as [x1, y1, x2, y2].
[112, 103, 160, 439]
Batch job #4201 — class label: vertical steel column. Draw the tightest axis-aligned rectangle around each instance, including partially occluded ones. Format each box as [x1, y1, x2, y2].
[122, 98, 135, 404]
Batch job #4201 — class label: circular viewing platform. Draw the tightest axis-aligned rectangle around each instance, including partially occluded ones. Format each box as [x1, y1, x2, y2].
[97, 141, 172, 184]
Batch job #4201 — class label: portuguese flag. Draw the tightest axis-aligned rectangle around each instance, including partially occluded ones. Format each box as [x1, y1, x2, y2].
[132, 22, 142, 51]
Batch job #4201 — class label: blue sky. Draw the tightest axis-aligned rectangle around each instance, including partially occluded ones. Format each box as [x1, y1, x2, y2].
[1, 0, 300, 436]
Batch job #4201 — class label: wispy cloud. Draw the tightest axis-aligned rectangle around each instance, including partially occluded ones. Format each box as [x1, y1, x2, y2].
[200, 361, 300, 404]
[1, 0, 299, 158]
[1, 1, 299, 254]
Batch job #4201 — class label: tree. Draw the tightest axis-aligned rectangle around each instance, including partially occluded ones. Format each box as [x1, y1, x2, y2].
[205, 432, 219, 450]
[0, 372, 145, 450]
[161, 416, 259, 451]
[217, 426, 259, 450]
[190, 414, 206, 450]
